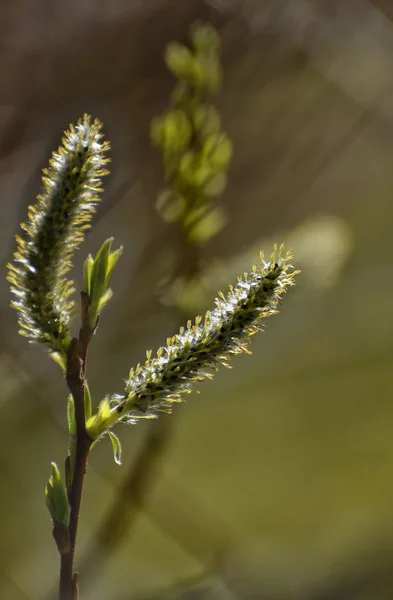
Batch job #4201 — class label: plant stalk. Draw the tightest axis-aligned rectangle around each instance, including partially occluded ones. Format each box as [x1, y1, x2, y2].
[59, 296, 94, 600]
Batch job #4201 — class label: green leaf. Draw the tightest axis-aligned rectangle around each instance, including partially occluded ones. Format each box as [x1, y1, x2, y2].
[67, 395, 76, 439]
[83, 255, 94, 295]
[51, 461, 61, 484]
[87, 289, 113, 328]
[84, 382, 92, 422]
[49, 350, 67, 372]
[89, 238, 113, 306]
[106, 247, 123, 283]
[87, 397, 112, 440]
[108, 431, 122, 465]
[45, 462, 70, 526]
[98, 397, 110, 421]
[96, 288, 114, 314]
[86, 239, 121, 328]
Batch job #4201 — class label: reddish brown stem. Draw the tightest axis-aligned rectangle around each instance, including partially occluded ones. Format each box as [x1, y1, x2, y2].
[59, 294, 94, 600]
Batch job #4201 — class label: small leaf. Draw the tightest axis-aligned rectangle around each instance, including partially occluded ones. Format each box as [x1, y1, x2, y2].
[83, 255, 94, 295]
[84, 382, 92, 422]
[45, 462, 70, 527]
[49, 350, 67, 372]
[51, 462, 61, 484]
[96, 288, 114, 314]
[108, 431, 122, 465]
[87, 239, 121, 328]
[97, 397, 110, 421]
[89, 238, 113, 305]
[67, 395, 76, 439]
[106, 247, 123, 283]
[87, 397, 112, 440]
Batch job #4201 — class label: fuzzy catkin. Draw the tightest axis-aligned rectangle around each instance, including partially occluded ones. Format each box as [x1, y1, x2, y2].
[88, 246, 297, 438]
[7, 115, 110, 352]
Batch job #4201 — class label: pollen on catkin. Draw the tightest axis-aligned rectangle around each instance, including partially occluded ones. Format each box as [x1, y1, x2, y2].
[7, 114, 110, 352]
[88, 245, 298, 438]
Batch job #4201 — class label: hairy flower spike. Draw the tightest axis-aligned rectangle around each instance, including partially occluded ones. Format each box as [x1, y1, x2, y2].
[87, 246, 298, 440]
[7, 114, 110, 353]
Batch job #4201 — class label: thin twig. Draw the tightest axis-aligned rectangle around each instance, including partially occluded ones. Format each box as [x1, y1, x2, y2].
[59, 295, 94, 600]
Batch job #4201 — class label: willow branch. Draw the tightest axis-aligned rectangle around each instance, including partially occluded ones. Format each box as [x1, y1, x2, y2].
[60, 302, 94, 600]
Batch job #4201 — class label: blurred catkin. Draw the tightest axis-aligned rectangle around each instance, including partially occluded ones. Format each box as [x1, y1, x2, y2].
[7, 114, 110, 354]
[150, 22, 232, 243]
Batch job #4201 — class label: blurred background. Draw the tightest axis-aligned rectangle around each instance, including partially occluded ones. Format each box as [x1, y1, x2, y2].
[1, 0, 393, 598]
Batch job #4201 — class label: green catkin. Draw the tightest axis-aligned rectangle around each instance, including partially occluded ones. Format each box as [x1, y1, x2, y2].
[150, 23, 232, 239]
[7, 114, 110, 353]
[87, 246, 298, 439]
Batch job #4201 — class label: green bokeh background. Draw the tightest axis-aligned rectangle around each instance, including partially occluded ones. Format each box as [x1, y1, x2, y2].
[1, 1, 393, 598]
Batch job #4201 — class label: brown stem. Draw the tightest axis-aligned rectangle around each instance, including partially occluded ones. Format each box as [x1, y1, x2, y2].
[59, 294, 94, 600]
[59, 553, 73, 600]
